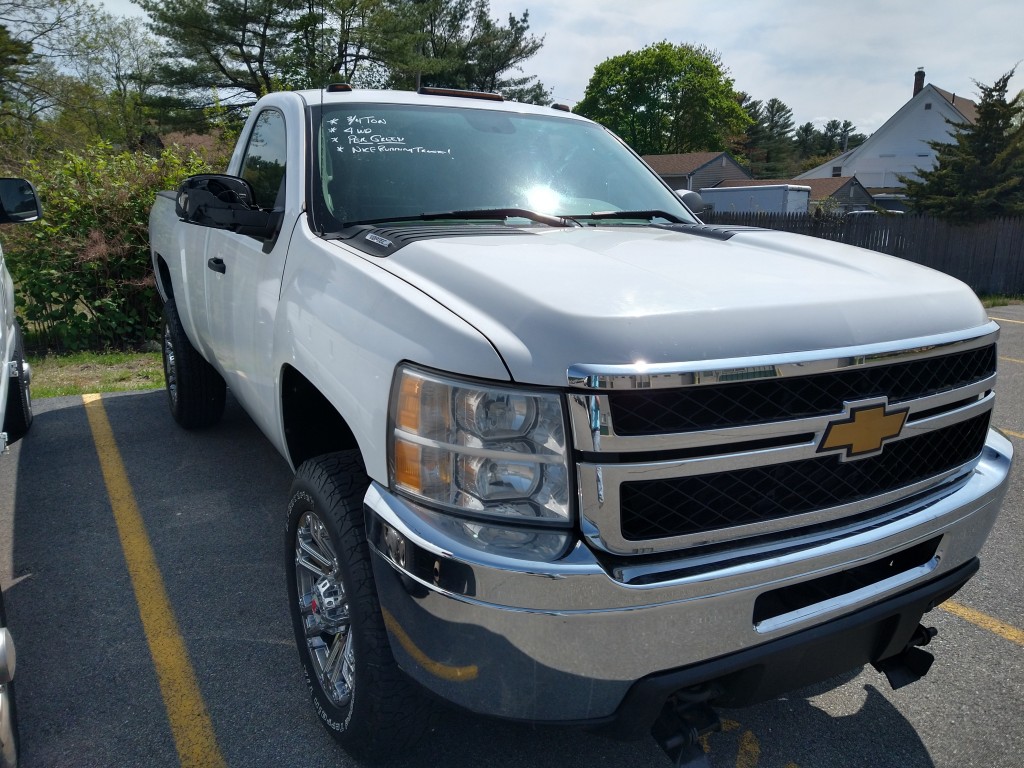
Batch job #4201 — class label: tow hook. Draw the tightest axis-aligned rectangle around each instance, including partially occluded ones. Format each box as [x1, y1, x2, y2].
[651, 691, 722, 767]
[872, 623, 938, 690]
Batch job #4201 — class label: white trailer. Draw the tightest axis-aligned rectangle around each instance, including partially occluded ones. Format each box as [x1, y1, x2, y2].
[699, 183, 811, 213]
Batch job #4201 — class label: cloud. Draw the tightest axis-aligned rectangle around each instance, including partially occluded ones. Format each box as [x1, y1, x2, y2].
[492, 0, 1024, 132]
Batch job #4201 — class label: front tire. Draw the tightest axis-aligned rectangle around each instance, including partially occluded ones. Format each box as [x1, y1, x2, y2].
[286, 450, 430, 761]
[3, 324, 32, 446]
[161, 299, 225, 429]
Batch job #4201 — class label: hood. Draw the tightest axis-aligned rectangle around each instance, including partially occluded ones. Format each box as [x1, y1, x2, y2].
[357, 226, 989, 387]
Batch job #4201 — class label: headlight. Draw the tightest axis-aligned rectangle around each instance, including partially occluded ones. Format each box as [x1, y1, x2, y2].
[389, 366, 571, 525]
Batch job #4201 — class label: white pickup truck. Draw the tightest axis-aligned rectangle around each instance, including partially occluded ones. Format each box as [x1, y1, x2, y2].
[149, 86, 1012, 766]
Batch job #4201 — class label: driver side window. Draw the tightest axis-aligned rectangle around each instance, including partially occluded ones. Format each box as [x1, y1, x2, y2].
[240, 109, 287, 210]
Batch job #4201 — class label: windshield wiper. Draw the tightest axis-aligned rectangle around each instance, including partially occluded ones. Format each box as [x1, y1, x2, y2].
[567, 210, 687, 224]
[345, 208, 576, 228]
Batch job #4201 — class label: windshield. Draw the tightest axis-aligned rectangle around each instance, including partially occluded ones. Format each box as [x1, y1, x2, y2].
[309, 103, 698, 231]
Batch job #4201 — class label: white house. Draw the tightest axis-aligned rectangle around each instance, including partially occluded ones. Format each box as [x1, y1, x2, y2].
[796, 69, 977, 205]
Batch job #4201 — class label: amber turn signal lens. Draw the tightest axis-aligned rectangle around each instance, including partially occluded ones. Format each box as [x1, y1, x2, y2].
[393, 440, 422, 492]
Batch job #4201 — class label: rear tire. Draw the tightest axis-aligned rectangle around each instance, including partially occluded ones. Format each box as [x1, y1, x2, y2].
[161, 299, 225, 429]
[286, 450, 431, 761]
[3, 324, 32, 445]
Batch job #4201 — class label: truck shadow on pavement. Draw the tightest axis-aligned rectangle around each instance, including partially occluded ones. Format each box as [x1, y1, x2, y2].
[388, 658, 935, 768]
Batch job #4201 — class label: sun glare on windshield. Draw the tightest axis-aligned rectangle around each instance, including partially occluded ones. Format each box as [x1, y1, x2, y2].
[525, 186, 561, 214]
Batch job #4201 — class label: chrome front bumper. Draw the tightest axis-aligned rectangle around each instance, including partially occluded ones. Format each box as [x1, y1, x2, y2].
[366, 430, 1012, 724]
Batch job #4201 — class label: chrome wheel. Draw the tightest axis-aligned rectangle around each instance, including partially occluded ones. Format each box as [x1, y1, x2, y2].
[19, 358, 31, 417]
[163, 321, 178, 408]
[294, 510, 355, 707]
[3, 326, 33, 444]
[286, 451, 430, 758]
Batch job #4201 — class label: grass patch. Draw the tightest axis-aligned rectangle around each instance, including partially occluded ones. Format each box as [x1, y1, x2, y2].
[979, 294, 1024, 308]
[28, 351, 165, 398]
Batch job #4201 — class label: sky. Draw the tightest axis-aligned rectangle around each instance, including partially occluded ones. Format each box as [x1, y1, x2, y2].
[101, 0, 1023, 134]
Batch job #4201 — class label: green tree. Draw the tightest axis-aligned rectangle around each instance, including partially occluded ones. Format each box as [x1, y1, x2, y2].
[793, 121, 817, 158]
[0, 25, 32, 105]
[39, 11, 161, 149]
[275, 0, 387, 88]
[574, 41, 750, 156]
[133, 0, 548, 119]
[135, 0, 386, 112]
[134, 0, 301, 107]
[790, 118, 867, 174]
[902, 69, 1024, 222]
[380, 0, 548, 102]
[742, 96, 795, 177]
[736, 96, 763, 165]
[0, 0, 93, 163]
[0, 0, 90, 55]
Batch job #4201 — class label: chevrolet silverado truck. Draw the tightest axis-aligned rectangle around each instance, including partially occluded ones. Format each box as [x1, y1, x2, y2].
[148, 86, 1012, 767]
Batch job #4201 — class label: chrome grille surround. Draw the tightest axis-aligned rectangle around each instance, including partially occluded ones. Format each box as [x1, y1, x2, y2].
[567, 323, 999, 556]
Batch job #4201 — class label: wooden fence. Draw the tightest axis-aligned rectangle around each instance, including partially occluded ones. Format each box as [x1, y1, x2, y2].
[701, 212, 1024, 296]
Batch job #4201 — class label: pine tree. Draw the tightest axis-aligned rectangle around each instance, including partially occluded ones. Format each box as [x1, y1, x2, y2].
[757, 97, 795, 177]
[902, 69, 1024, 222]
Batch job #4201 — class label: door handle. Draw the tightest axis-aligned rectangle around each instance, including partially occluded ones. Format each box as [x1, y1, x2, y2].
[207, 257, 226, 274]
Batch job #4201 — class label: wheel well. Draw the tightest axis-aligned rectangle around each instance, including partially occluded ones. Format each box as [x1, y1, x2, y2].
[281, 365, 359, 468]
[155, 253, 174, 301]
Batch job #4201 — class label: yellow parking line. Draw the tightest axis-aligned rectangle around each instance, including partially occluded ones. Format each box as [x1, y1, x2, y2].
[82, 394, 226, 768]
[940, 600, 1024, 647]
[736, 730, 761, 768]
[999, 427, 1024, 440]
[1000, 356, 1024, 365]
[989, 316, 1024, 324]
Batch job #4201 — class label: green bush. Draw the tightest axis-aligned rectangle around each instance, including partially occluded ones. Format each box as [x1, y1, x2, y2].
[3, 142, 211, 351]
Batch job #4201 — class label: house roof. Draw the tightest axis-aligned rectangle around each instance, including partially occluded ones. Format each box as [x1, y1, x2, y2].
[715, 176, 864, 201]
[641, 152, 732, 175]
[933, 86, 978, 123]
[794, 80, 978, 186]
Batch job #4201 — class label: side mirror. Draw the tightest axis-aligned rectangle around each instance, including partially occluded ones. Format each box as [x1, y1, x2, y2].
[0, 178, 42, 224]
[678, 190, 706, 216]
[176, 174, 279, 239]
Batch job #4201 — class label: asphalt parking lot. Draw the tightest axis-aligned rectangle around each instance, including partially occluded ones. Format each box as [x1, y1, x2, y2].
[1, 308, 1022, 768]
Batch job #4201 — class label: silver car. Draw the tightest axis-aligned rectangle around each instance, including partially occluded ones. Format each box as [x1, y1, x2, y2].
[0, 176, 42, 768]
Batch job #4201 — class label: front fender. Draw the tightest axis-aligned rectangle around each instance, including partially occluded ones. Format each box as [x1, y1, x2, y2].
[273, 227, 511, 483]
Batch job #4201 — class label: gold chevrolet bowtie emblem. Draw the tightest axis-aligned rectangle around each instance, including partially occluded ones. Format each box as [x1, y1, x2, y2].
[818, 401, 909, 461]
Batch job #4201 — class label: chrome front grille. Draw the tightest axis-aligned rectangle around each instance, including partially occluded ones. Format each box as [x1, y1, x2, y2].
[607, 344, 996, 436]
[619, 412, 990, 541]
[568, 324, 999, 556]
